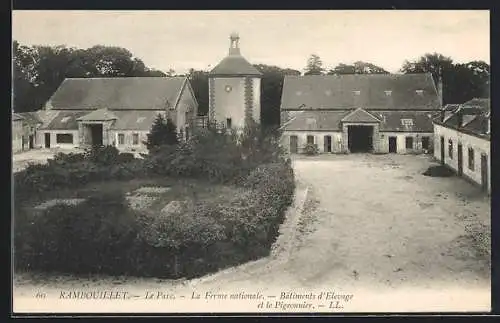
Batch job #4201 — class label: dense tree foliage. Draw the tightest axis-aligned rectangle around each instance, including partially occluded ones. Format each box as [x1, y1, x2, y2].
[13, 40, 490, 119]
[328, 61, 389, 75]
[304, 54, 325, 75]
[13, 41, 166, 113]
[145, 114, 179, 152]
[401, 52, 490, 104]
[253, 64, 301, 129]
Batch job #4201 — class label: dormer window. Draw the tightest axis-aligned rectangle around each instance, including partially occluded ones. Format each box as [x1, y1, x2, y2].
[61, 116, 71, 123]
[416, 90, 424, 95]
[384, 90, 392, 96]
[401, 119, 414, 127]
[136, 117, 146, 123]
[353, 90, 361, 95]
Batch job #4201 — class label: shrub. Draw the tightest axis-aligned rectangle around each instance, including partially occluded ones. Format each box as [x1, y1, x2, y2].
[117, 152, 136, 164]
[15, 192, 140, 275]
[51, 152, 86, 165]
[303, 143, 319, 156]
[145, 114, 179, 152]
[84, 145, 120, 166]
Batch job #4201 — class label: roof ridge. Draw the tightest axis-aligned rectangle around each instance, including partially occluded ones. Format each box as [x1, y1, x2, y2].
[63, 76, 187, 80]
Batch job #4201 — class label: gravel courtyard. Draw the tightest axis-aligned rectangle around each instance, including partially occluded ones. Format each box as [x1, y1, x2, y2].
[13, 154, 491, 313]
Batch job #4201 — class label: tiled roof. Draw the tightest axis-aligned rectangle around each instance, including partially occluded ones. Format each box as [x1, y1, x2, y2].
[43, 111, 88, 130]
[463, 98, 490, 111]
[12, 113, 24, 121]
[341, 108, 381, 123]
[18, 111, 42, 124]
[209, 55, 262, 77]
[77, 108, 118, 121]
[46, 77, 187, 110]
[374, 111, 435, 132]
[280, 73, 440, 111]
[282, 110, 348, 131]
[112, 110, 164, 131]
[439, 105, 490, 138]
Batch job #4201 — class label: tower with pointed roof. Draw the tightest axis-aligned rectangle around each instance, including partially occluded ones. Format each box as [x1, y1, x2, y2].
[208, 33, 262, 129]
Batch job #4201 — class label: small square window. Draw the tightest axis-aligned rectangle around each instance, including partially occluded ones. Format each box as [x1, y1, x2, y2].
[384, 90, 392, 96]
[307, 135, 314, 144]
[353, 90, 361, 95]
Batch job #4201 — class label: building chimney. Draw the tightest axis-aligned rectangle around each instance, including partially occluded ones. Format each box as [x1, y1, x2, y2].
[228, 32, 241, 56]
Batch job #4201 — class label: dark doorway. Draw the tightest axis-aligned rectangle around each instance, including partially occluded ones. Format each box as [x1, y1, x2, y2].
[44, 133, 51, 148]
[481, 154, 488, 191]
[29, 135, 34, 149]
[421, 136, 430, 151]
[90, 124, 103, 146]
[388, 136, 397, 153]
[457, 143, 463, 176]
[348, 125, 373, 153]
[324, 135, 332, 153]
[290, 135, 298, 154]
[440, 136, 445, 164]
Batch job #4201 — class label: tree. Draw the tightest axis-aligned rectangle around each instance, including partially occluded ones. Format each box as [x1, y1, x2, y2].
[328, 61, 389, 75]
[145, 114, 179, 152]
[253, 64, 301, 129]
[12, 41, 164, 112]
[187, 69, 209, 116]
[401, 52, 454, 85]
[401, 53, 490, 104]
[304, 54, 325, 75]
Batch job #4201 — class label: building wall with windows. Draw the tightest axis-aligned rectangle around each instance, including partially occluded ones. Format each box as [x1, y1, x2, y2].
[377, 132, 434, 154]
[111, 130, 149, 153]
[434, 123, 490, 193]
[282, 131, 343, 154]
[37, 130, 80, 149]
[282, 131, 433, 154]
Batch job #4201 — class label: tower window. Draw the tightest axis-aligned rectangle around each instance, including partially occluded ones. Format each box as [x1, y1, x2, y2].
[225, 85, 232, 92]
[226, 118, 232, 129]
[416, 90, 424, 95]
[353, 90, 361, 95]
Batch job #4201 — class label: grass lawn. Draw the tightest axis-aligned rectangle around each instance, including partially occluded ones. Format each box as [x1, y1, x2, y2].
[17, 177, 247, 215]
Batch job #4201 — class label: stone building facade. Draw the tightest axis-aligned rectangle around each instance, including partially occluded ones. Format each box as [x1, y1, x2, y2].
[35, 76, 198, 152]
[280, 74, 441, 154]
[208, 33, 262, 129]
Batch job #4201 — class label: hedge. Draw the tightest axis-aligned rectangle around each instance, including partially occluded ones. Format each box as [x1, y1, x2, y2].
[14, 162, 295, 279]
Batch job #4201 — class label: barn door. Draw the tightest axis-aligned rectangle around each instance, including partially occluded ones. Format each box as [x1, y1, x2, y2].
[388, 137, 397, 153]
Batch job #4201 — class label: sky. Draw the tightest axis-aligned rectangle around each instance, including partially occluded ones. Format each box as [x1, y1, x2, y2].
[12, 10, 490, 74]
